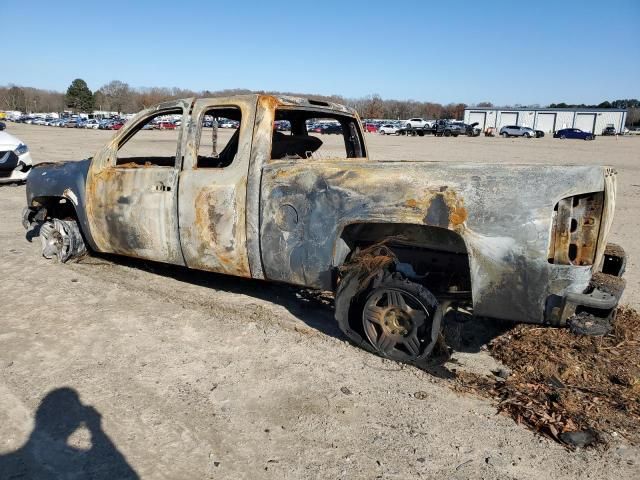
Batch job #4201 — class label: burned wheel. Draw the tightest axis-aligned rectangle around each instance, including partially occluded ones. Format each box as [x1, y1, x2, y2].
[40, 218, 86, 263]
[361, 278, 438, 362]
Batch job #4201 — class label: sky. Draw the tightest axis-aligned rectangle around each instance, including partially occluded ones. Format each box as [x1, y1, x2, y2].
[4, 0, 639, 105]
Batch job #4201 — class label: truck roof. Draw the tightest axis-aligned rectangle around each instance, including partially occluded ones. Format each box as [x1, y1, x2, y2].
[193, 94, 357, 116]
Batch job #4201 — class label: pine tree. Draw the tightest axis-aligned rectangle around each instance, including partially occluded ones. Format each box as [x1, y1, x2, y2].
[65, 79, 94, 113]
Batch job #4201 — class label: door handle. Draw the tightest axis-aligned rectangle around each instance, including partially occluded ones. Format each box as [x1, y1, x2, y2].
[153, 182, 171, 192]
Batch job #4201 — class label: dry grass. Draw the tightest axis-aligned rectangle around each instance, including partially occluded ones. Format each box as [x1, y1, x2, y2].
[455, 307, 640, 447]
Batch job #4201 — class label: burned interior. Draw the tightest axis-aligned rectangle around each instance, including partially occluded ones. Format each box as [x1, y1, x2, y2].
[272, 107, 366, 160]
[196, 107, 242, 168]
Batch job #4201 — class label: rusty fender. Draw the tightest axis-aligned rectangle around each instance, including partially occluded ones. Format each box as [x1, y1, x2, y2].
[24, 159, 99, 250]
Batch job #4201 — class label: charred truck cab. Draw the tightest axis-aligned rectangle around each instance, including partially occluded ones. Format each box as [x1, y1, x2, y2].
[23, 94, 626, 367]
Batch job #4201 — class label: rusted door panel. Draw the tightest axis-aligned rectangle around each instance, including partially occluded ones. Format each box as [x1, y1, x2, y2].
[88, 167, 184, 263]
[177, 97, 256, 277]
[86, 99, 192, 265]
[259, 160, 608, 323]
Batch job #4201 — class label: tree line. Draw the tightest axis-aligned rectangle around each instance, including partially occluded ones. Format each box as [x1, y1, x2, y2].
[1, 79, 638, 125]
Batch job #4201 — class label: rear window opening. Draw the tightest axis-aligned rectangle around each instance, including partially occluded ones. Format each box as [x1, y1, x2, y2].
[271, 109, 365, 160]
[196, 107, 242, 168]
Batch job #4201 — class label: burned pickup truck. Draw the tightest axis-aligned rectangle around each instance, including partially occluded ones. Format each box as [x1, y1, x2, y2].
[23, 95, 626, 366]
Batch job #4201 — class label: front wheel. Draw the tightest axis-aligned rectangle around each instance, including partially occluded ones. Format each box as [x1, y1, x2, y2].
[444, 130, 451, 137]
[560, 135, 566, 139]
[501, 132, 508, 138]
[40, 218, 87, 263]
[380, 130, 386, 135]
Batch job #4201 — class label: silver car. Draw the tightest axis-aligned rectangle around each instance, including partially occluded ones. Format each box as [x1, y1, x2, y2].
[500, 125, 535, 138]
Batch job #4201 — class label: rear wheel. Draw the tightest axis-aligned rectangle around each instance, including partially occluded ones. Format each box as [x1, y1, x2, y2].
[361, 279, 438, 362]
[40, 218, 86, 263]
[380, 130, 386, 135]
[560, 134, 566, 139]
[444, 130, 451, 137]
[335, 262, 443, 365]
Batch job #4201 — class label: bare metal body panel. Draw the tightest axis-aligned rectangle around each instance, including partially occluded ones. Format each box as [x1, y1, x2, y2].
[25, 94, 618, 325]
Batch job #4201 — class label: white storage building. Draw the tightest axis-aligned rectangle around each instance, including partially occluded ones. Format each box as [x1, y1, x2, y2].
[463, 107, 627, 134]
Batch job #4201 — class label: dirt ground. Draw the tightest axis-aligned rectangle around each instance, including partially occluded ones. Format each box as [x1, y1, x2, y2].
[1, 123, 638, 479]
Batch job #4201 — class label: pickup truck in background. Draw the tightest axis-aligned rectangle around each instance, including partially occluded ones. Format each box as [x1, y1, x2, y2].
[22, 94, 626, 366]
[432, 119, 466, 137]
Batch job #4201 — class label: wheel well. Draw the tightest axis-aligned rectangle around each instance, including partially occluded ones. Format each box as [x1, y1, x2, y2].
[335, 222, 472, 296]
[32, 196, 78, 221]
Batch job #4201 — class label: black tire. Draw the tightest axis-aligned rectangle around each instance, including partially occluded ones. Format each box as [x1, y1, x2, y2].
[501, 132, 508, 138]
[380, 130, 386, 135]
[452, 133, 458, 137]
[560, 134, 566, 139]
[335, 268, 440, 364]
[443, 130, 451, 137]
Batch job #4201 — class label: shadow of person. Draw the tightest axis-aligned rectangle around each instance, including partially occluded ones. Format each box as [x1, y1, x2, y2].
[0, 387, 139, 479]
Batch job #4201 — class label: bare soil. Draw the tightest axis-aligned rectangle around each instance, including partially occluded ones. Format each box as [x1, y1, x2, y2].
[1, 124, 639, 479]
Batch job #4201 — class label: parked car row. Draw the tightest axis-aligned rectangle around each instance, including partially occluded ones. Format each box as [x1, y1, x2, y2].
[374, 119, 482, 137]
[7, 112, 636, 142]
[202, 119, 240, 129]
[306, 122, 343, 135]
[365, 116, 628, 141]
[10, 115, 130, 130]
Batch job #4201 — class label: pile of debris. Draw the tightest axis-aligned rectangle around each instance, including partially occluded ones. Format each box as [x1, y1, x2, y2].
[455, 307, 640, 448]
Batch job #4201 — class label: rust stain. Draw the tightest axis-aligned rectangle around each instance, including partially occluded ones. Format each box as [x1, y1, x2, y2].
[548, 192, 603, 266]
[406, 198, 418, 208]
[194, 189, 218, 245]
[258, 94, 281, 111]
[192, 186, 251, 277]
[115, 161, 156, 169]
[450, 206, 468, 225]
[441, 188, 468, 228]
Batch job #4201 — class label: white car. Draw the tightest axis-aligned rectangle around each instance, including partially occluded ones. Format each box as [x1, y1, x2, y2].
[83, 119, 100, 129]
[379, 123, 401, 135]
[403, 118, 431, 129]
[0, 128, 33, 183]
